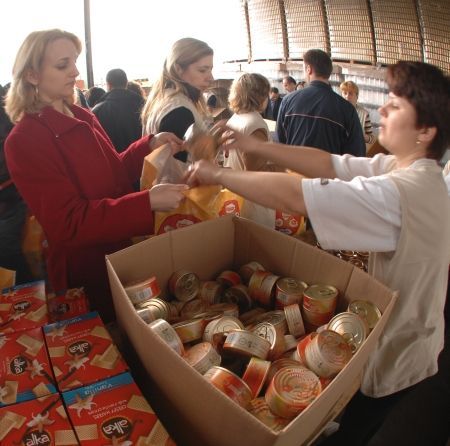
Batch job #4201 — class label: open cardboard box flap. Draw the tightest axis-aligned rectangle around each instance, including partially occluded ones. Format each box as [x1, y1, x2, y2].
[106, 216, 397, 446]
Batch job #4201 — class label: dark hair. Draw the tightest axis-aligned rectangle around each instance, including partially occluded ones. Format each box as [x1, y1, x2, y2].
[386, 61, 450, 160]
[303, 49, 332, 79]
[270, 87, 279, 94]
[106, 68, 128, 89]
[127, 81, 144, 98]
[85, 86, 106, 108]
[283, 76, 296, 85]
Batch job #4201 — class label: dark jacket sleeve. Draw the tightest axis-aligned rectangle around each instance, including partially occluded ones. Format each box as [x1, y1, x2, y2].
[346, 108, 366, 157]
[276, 97, 288, 144]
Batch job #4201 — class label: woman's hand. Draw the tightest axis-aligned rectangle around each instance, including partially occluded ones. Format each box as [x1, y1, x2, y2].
[185, 160, 222, 187]
[149, 183, 189, 211]
[214, 122, 262, 158]
[150, 132, 183, 154]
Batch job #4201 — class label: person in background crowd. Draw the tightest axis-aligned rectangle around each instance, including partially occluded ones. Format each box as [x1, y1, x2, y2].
[296, 80, 306, 90]
[187, 61, 450, 446]
[0, 84, 32, 284]
[277, 49, 365, 157]
[141, 37, 214, 162]
[127, 80, 145, 99]
[340, 80, 376, 146]
[85, 86, 106, 108]
[75, 87, 89, 108]
[282, 75, 296, 94]
[5, 29, 187, 322]
[263, 87, 282, 121]
[92, 68, 144, 152]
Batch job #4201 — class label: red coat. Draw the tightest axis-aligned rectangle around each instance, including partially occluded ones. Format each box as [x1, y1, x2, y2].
[5, 105, 154, 320]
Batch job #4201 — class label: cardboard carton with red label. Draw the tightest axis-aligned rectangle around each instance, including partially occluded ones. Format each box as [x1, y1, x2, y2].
[63, 372, 175, 445]
[0, 280, 48, 334]
[43, 312, 128, 392]
[0, 326, 57, 407]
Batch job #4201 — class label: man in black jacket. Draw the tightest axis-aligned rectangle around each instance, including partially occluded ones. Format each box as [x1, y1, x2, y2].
[264, 87, 283, 121]
[92, 69, 144, 152]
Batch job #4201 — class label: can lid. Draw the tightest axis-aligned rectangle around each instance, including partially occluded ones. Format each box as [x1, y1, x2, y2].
[347, 300, 381, 330]
[304, 284, 338, 301]
[327, 312, 368, 353]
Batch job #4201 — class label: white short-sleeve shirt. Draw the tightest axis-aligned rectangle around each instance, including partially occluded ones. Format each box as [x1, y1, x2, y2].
[302, 155, 440, 252]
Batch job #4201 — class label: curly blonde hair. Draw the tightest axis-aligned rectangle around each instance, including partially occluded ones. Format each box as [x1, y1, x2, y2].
[5, 29, 82, 123]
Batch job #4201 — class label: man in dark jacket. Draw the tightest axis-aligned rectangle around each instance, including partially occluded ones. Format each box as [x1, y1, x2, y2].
[277, 50, 365, 157]
[264, 87, 283, 121]
[92, 69, 144, 152]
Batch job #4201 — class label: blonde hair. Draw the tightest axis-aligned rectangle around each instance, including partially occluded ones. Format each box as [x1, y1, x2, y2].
[141, 37, 213, 128]
[228, 73, 270, 114]
[339, 80, 359, 97]
[5, 29, 82, 123]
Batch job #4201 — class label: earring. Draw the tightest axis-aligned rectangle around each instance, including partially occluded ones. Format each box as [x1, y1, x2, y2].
[416, 139, 421, 145]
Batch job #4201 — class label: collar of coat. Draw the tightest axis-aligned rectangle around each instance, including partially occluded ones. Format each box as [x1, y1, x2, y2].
[30, 104, 95, 136]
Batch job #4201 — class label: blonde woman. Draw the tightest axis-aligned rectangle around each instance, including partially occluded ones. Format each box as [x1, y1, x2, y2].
[340, 80, 375, 146]
[141, 37, 214, 162]
[225, 73, 284, 228]
[4, 29, 186, 322]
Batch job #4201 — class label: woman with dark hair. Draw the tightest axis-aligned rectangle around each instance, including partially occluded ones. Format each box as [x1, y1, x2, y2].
[187, 61, 450, 445]
[85, 86, 106, 108]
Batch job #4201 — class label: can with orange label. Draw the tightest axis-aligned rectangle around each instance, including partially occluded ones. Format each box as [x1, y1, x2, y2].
[242, 357, 271, 398]
[265, 366, 322, 419]
[302, 284, 338, 327]
[203, 366, 252, 409]
[124, 276, 161, 307]
[183, 342, 221, 374]
[168, 270, 200, 302]
[216, 270, 241, 288]
[275, 277, 308, 309]
[198, 281, 223, 304]
[238, 261, 265, 285]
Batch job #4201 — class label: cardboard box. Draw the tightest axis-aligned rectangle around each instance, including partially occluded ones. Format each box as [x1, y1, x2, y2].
[106, 216, 397, 446]
[0, 280, 48, 334]
[0, 393, 78, 445]
[43, 312, 128, 392]
[63, 371, 174, 445]
[0, 327, 57, 407]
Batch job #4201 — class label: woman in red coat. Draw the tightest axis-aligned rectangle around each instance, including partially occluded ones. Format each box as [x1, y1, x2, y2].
[5, 29, 187, 322]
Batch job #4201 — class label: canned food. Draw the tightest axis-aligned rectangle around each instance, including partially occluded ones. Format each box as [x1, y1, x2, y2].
[240, 307, 266, 325]
[336, 250, 356, 261]
[203, 316, 244, 343]
[139, 298, 176, 322]
[223, 330, 271, 359]
[247, 398, 290, 432]
[180, 298, 208, 319]
[183, 342, 221, 374]
[208, 302, 239, 318]
[124, 276, 161, 306]
[238, 261, 265, 285]
[258, 274, 280, 308]
[284, 304, 306, 338]
[265, 366, 322, 419]
[168, 270, 200, 302]
[242, 357, 271, 398]
[216, 270, 241, 288]
[136, 306, 155, 324]
[327, 312, 368, 353]
[203, 366, 252, 409]
[265, 358, 305, 387]
[148, 319, 184, 356]
[248, 270, 271, 303]
[347, 257, 366, 271]
[283, 334, 298, 353]
[347, 300, 381, 330]
[252, 322, 286, 360]
[275, 277, 308, 308]
[250, 310, 288, 336]
[303, 330, 352, 378]
[192, 310, 223, 331]
[198, 281, 223, 304]
[302, 284, 338, 327]
[223, 285, 253, 313]
[172, 318, 204, 343]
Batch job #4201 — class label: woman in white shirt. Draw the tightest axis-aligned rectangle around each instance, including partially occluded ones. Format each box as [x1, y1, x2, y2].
[187, 61, 450, 445]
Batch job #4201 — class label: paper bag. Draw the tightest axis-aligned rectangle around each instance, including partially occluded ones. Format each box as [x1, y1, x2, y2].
[155, 185, 243, 234]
